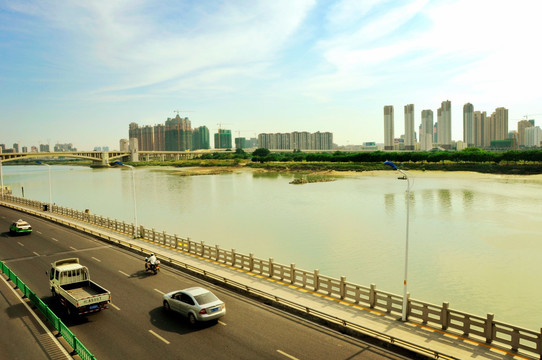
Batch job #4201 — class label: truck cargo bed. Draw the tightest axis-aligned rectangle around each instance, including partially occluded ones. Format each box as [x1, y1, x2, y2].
[61, 280, 108, 299]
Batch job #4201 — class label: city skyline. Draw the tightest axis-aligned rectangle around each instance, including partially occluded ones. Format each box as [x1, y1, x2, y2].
[2, 1, 542, 150]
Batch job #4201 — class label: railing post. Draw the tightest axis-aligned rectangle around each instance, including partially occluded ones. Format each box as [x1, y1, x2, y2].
[152, 228, 156, 242]
[485, 313, 494, 344]
[290, 263, 296, 284]
[314, 269, 320, 291]
[369, 283, 376, 308]
[200, 241, 205, 256]
[215, 245, 220, 261]
[231, 249, 236, 266]
[249, 253, 254, 272]
[441, 302, 450, 330]
[268, 258, 274, 278]
[340, 276, 346, 299]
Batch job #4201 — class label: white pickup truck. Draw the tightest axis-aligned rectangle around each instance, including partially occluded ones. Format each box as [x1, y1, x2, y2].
[48, 258, 111, 316]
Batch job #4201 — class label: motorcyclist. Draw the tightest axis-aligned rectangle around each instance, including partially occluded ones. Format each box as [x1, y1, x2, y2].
[145, 253, 157, 270]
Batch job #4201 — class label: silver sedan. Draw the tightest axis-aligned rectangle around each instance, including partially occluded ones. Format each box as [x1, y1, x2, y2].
[163, 287, 226, 325]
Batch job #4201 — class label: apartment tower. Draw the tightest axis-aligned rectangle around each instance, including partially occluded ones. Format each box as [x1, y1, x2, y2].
[404, 104, 415, 150]
[384, 105, 394, 150]
[420, 110, 434, 151]
[463, 103, 474, 147]
[438, 100, 452, 149]
[517, 120, 534, 147]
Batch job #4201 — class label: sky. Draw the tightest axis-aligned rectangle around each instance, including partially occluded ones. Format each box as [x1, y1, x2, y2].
[1, 0, 542, 151]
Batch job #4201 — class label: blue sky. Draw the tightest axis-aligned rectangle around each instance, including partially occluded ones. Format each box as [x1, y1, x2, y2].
[1, 0, 541, 150]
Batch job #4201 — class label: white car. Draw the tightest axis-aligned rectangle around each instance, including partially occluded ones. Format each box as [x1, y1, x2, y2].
[163, 287, 226, 325]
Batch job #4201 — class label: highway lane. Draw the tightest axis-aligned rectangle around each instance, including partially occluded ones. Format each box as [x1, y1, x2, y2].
[0, 269, 72, 360]
[0, 206, 410, 360]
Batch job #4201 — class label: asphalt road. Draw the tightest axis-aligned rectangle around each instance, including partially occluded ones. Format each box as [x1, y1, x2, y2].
[0, 206, 410, 360]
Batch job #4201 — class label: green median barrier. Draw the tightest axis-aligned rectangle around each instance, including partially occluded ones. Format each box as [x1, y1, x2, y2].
[0, 260, 96, 359]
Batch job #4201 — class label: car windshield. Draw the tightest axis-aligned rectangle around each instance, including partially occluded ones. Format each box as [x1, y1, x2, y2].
[194, 292, 218, 305]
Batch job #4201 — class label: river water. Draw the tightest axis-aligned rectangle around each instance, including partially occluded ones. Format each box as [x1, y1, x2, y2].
[2, 165, 542, 330]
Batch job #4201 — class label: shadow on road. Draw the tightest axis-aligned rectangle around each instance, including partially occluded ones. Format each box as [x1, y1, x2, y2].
[148, 307, 218, 335]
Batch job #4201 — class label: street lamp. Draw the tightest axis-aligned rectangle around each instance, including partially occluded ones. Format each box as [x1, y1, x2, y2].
[0, 160, 4, 202]
[384, 160, 411, 322]
[113, 161, 138, 238]
[35, 160, 53, 212]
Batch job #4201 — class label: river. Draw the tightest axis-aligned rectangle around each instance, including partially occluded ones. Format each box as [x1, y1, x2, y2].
[2, 164, 542, 331]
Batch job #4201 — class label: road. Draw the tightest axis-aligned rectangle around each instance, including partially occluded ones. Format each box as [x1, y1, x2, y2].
[0, 206, 410, 360]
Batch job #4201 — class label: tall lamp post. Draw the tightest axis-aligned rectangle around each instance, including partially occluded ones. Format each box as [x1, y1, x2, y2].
[0, 160, 4, 202]
[35, 161, 52, 212]
[113, 161, 138, 238]
[384, 160, 411, 322]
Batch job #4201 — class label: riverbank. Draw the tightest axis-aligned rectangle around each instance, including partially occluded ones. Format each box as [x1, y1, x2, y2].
[166, 160, 542, 177]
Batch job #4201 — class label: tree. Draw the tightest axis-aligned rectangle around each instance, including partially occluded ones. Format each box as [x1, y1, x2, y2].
[252, 148, 270, 157]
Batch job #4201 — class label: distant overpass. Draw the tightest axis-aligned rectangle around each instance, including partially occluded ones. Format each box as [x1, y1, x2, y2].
[0, 150, 210, 166]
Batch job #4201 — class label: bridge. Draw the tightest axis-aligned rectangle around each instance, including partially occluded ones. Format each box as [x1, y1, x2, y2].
[1, 194, 540, 359]
[0, 150, 208, 166]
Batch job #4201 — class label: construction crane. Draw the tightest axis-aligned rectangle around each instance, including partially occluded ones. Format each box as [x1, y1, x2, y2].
[173, 109, 194, 117]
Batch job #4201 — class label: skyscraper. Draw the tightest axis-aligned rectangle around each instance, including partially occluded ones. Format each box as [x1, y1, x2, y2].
[492, 107, 508, 141]
[383, 105, 394, 150]
[438, 100, 451, 149]
[421, 110, 433, 151]
[463, 103, 474, 147]
[517, 119, 534, 147]
[404, 104, 415, 150]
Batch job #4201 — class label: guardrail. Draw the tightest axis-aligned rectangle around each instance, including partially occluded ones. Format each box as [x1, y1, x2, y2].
[0, 261, 96, 360]
[3, 194, 542, 359]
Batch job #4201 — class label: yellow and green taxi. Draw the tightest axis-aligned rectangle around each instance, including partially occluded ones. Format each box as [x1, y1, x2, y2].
[9, 219, 32, 235]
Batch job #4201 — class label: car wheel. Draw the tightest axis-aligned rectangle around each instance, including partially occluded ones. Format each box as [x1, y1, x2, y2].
[163, 301, 170, 312]
[188, 313, 197, 326]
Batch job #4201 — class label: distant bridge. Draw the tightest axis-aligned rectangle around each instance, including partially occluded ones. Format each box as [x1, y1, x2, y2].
[0, 150, 210, 166]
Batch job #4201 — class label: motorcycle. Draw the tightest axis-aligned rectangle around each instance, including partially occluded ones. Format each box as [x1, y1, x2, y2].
[144, 257, 160, 275]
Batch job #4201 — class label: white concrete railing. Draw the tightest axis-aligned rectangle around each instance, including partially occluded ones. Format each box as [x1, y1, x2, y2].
[3, 194, 542, 358]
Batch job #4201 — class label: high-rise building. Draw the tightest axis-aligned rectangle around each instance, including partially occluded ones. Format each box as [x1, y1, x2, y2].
[492, 107, 508, 141]
[517, 120, 534, 147]
[525, 126, 542, 147]
[257, 131, 332, 150]
[119, 139, 129, 152]
[13, 143, 20, 153]
[215, 129, 232, 149]
[404, 104, 415, 150]
[438, 100, 451, 149]
[165, 115, 192, 151]
[420, 110, 433, 151]
[192, 126, 210, 150]
[383, 105, 394, 150]
[463, 103, 474, 147]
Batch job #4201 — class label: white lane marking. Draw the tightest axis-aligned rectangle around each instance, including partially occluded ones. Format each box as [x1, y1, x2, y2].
[37, 231, 42, 234]
[52, 238, 58, 242]
[18, 242, 24, 247]
[218, 320, 227, 326]
[277, 350, 299, 360]
[91, 257, 101, 262]
[154, 289, 165, 295]
[33, 252, 40, 257]
[109, 303, 120, 311]
[69, 246, 77, 251]
[0, 275, 72, 359]
[149, 330, 170, 344]
[118, 270, 130, 277]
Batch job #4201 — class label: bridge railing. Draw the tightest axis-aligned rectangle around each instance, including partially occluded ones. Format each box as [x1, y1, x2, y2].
[2, 193, 541, 358]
